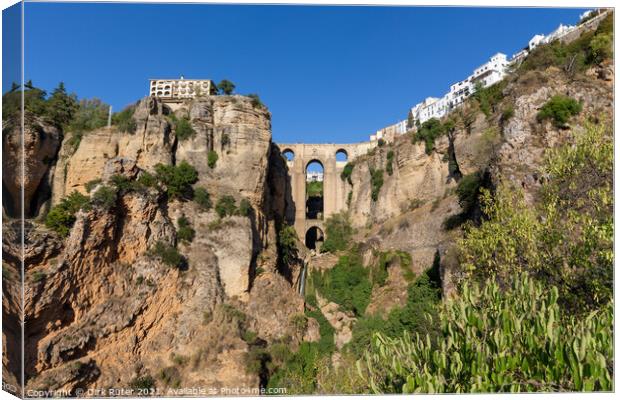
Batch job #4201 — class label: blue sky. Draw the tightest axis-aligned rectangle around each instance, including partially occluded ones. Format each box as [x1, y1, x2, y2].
[12, 3, 587, 143]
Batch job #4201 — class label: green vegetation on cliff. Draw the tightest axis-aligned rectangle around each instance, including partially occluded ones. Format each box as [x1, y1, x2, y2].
[360, 274, 613, 393]
[45, 191, 90, 237]
[321, 212, 354, 253]
[520, 12, 612, 74]
[536, 95, 583, 127]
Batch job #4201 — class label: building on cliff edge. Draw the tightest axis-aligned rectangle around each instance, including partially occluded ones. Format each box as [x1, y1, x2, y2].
[149, 76, 217, 100]
[368, 9, 606, 144]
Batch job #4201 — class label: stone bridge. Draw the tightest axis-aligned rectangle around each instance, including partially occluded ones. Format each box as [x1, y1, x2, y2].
[275, 142, 375, 249]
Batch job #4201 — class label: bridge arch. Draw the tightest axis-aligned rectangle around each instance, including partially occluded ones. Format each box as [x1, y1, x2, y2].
[335, 148, 348, 162]
[305, 226, 325, 251]
[305, 160, 324, 220]
[282, 148, 295, 162]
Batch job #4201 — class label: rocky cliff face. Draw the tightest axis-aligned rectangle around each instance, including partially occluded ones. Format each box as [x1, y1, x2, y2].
[3, 117, 61, 218]
[3, 95, 308, 393]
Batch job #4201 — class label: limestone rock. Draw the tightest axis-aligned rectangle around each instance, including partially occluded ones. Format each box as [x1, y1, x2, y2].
[3, 117, 61, 217]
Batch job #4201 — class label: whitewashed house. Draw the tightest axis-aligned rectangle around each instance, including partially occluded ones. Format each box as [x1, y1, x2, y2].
[528, 34, 546, 50]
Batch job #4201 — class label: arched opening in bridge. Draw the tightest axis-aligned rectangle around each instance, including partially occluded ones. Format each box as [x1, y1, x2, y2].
[336, 149, 348, 162]
[282, 149, 295, 162]
[305, 226, 325, 251]
[306, 160, 324, 220]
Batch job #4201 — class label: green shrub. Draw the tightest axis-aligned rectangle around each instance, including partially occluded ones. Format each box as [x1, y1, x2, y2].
[377, 138, 385, 147]
[220, 303, 247, 325]
[149, 241, 184, 269]
[112, 105, 137, 134]
[215, 195, 236, 218]
[236, 198, 252, 216]
[386, 150, 394, 176]
[90, 185, 117, 210]
[207, 150, 218, 169]
[311, 252, 371, 316]
[129, 375, 155, 390]
[500, 105, 515, 124]
[472, 81, 506, 117]
[537, 95, 582, 127]
[247, 93, 264, 108]
[154, 161, 198, 200]
[67, 98, 110, 134]
[455, 172, 484, 215]
[370, 168, 384, 202]
[360, 274, 613, 393]
[174, 117, 195, 141]
[193, 187, 212, 210]
[278, 224, 299, 265]
[217, 79, 236, 95]
[321, 212, 353, 253]
[85, 179, 102, 193]
[290, 314, 308, 332]
[222, 133, 231, 146]
[109, 174, 133, 192]
[242, 330, 259, 344]
[412, 118, 446, 155]
[32, 271, 46, 283]
[459, 122, 612, 313]
[267, 342, 324, 393]
[45, 191, 90, 237]
[348, 260, 440, 356]
[340, 163, 354, 184]
[176, 216, 195, 244]
[442, 171, 488, 230]
[589, 33, 612, 64]
[137, 171, 157, 188]
[158, 366, 181, 388]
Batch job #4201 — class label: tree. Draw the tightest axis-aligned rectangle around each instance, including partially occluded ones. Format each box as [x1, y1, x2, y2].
[154, 161, 199, 200]
[215, 195, 237, 218]
[217, 79, 236, 95]
[112, 105, 137, 133]
[46, 82, 78, 127]
[247, 93, 264, 108]
[176, 216, 195, 243]
[278, 224, 299, 265]
[321, 212, 354, 253]
[45, 191, 90, 237]
[193, 187, 212, 210]
[174, 117, 195, 141]
[207, 150, 219, 169]
[406, 109, 415, 130]
[67, 98, 110, 133]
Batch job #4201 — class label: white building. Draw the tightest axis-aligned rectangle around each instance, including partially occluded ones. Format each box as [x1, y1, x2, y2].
[410, 96, 448, 125]
[149, 76, 217, 100]
[307, 171, 324, 182]
[470, 53, 509, 88]
[528, 34, 546, 50]
[527, 23, 576, 52]
[407, 53, 509, 128]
